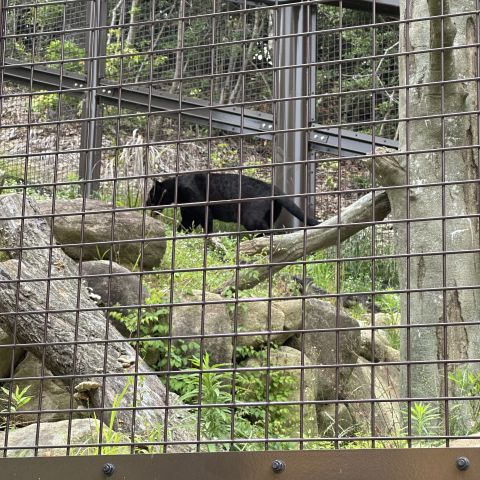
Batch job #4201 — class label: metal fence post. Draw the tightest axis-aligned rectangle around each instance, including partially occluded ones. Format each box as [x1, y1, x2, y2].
[79, 0, 107, 197]
[274, 2, 317, 227]
[0, 0, 8, 108]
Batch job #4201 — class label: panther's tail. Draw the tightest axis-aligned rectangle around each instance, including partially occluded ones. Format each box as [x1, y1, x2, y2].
[275, 195, 318, 226]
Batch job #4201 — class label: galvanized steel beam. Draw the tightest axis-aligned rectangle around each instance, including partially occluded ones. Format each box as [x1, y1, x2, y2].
[2, 59, 398, 156]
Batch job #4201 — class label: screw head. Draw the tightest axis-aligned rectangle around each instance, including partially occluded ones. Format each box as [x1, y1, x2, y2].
[272, 459, 286, 473]
[456, 457, 470, 471]
[103, 463, 116, 476]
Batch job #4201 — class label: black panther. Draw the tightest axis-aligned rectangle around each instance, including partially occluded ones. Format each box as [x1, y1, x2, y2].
[146, 172, 318, 233]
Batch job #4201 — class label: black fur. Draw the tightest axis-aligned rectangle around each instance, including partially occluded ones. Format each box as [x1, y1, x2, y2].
[146, 172, 318, 233]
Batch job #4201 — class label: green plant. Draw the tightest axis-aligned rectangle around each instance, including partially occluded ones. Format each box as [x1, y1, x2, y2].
[210, 143, 239, 168]
[32, 39, 86, 119]
[234, 345, 298, 443]
[0, 385, 33, 428]
[56, 172, 81, 199]
[175, 353, 259, 451]
[75, 376, 163, 455]
[95, 378, 132, 455]
[110, 288, 199, 372]
[404, 402, 441, 441]
[448, 367, 480, 435]
[105, 29, 167, 80]
[302, 229, 398, 302]
[45, 39, 85, 73]
[376, 291, 400, 349]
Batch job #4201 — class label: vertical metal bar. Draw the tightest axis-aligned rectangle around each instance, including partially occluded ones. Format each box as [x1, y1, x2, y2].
[274, 2, 316, 228]
[0, 0, 6, 99]
[79, 0, 107, 197]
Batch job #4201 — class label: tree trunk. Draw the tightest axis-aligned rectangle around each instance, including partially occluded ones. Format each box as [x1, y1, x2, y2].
[125, 0, 140, 46]
[220, 191, 390, 292]
[390, 1, 480, 406]
[169, 0, 186, 94]
[0, 195, 194, 451]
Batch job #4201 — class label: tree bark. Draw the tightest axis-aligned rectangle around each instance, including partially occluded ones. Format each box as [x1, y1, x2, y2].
[125, 0, 140, 46]
[169, 0, 186, 94]
[220, 191, 390, 292]
[387, 1, 480, 405]
[0, 195, 194, 450]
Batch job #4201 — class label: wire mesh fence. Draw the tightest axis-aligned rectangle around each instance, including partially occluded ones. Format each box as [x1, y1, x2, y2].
[0, 0, 479, 466]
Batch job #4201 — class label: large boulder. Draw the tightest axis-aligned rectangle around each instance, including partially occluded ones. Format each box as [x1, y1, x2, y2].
[80, 260, 148, 337]
[286, 299, 361, 402]
[169, 295, 304, 364]
[242, 346, 318, 438]
[234, 298, 303, 347]
[0, 419, 129, 457]
[358, 327, 400, 363]
[172, 291, 234, 364]
[37, 199, 166, 269]
[11, 353, 80, 425]
[81, 260, 148, 310]
[343, 356, 401, 437]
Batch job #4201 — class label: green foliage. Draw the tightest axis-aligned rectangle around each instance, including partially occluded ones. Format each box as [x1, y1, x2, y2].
[305, 229, 398, 297]
[110, 287, 200, 372]
[32, 90, 82, 120]
[105, 29, 167, 80]
[210, 143, 239, 169]
[234, 346, 298, 445]
[0, 385, 32, 429]
[407, 402, 441, 439]
[32, 39, 85, 119]
[175, 353, 261, 452]
[75, 376, 163, 455]
[56, 172, 81, 199]
[93, 377, 133, 455]
[376, 291, 400, 349]
[45, 39, 85, 73]
[316, 6, 398, 138]
[448, 367, 480, 435]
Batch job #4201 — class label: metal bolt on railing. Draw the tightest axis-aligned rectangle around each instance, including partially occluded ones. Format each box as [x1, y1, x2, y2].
[272, 459, 286, 473]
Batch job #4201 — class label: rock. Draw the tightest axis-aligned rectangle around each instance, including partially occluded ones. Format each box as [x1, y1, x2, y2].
[172, 291, 233, 364]
[0, 418, 129, 457]
[316, 403, 355, 436]
[37, 199, 166, 269]
[80, 260, 148, 336]
[0, 328, 24, 379]
[275, 299, 304, 333]
[242, 346, 317, 437]
[290, 299, 361, 401]
[373, 312, 400, 327]
[344, 356, 401, 437]
[170, 295, 304, 364]
[235, 299, 303, 348]
[0, 194, 194, 446]
[81, 260, 147, 309]
[358, 328, 400, 363]
[11, 353, 80, 425]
